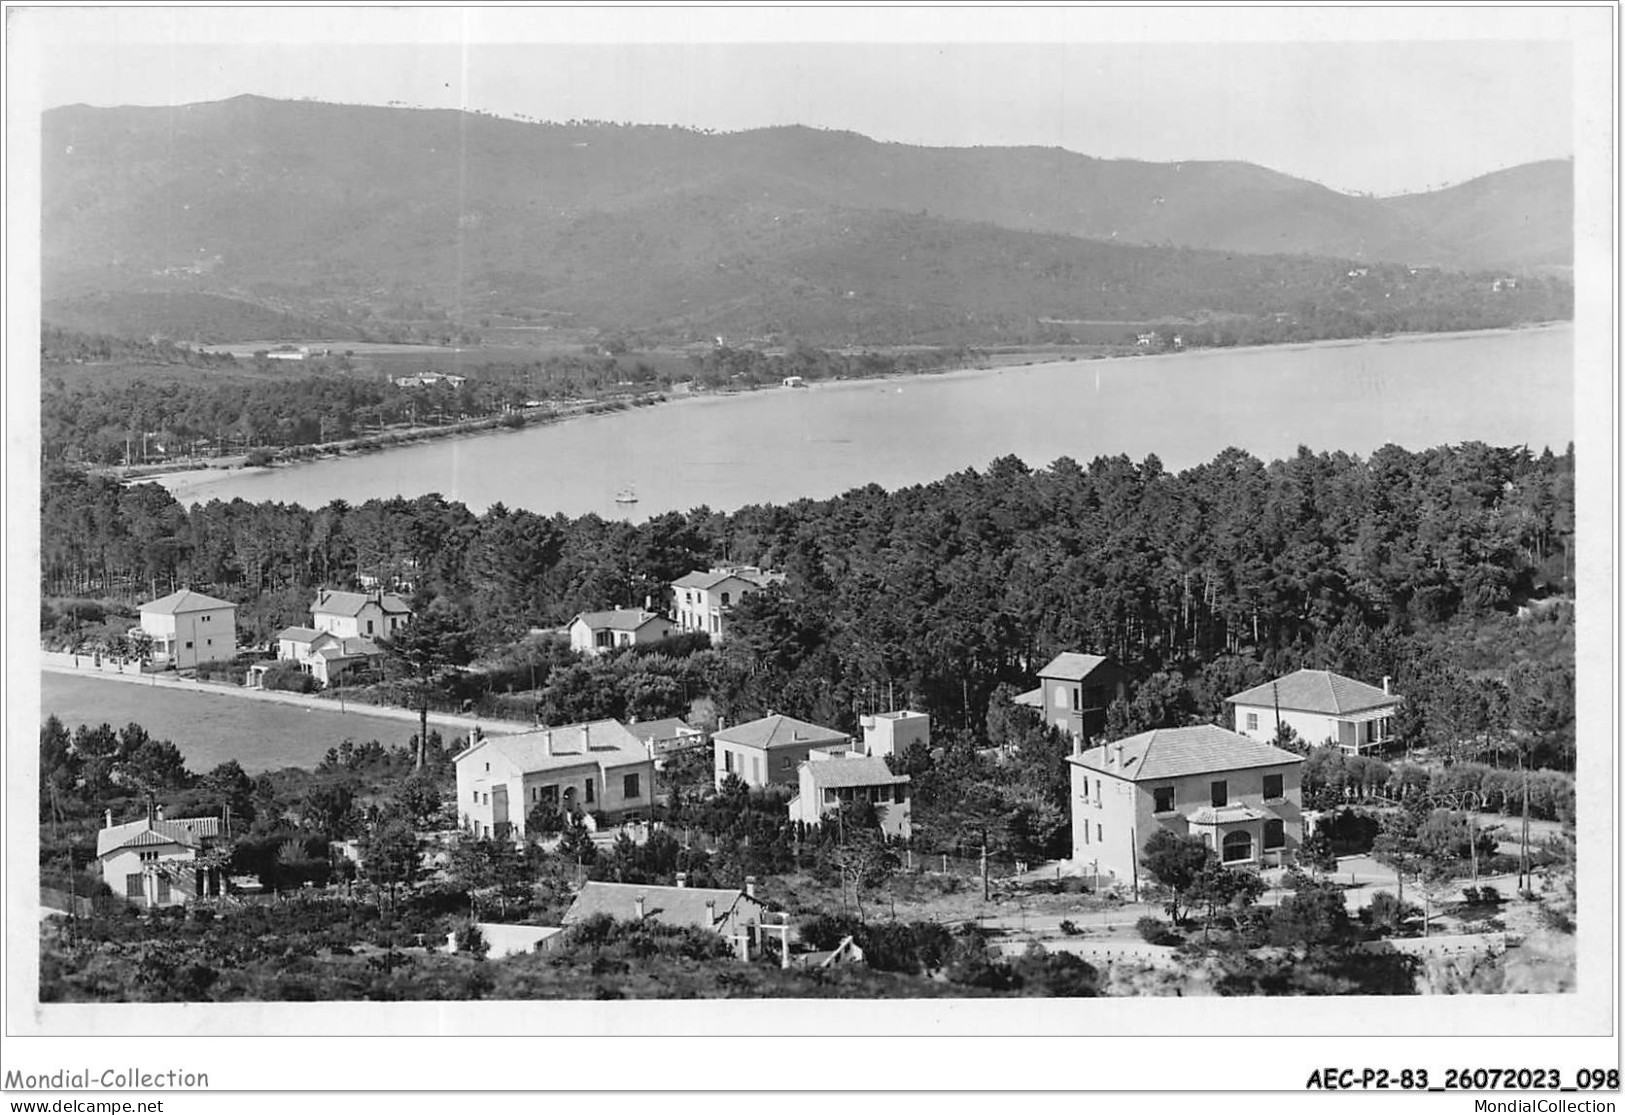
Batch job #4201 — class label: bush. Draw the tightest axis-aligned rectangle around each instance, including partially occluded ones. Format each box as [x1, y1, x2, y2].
[453, 922, 489, 959]
[1136, 916, 1182, 946]
[1362, 891, 1420, 936]
[261, 661, 318, 694]
[1058, 919, 1081, 936]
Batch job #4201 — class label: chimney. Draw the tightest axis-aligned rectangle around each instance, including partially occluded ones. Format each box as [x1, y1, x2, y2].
[1111, 744, 1124, 770]
[676, 872, 688, 888]
[156, 805, 164, 822]
[634, 894, 646, 920]
[705, 899, 717, 923]
[544, 730, 553, 757]
[717, 716, 727, 731]
[745, 876, 758, 899]
[1382, 675, 1392, 695]
[1071, 735, 1083, 757]
[582, 723, 591, 750]
[644, 595, 652, 612]
[104, 809, 113, 829]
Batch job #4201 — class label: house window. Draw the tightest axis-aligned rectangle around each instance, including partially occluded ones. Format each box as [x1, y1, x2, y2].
[1071, 686, 1081, 711]
[156, 875, 171, 903]
[1245, 712, 1259, 731]
[1053, 686, 1067, 709]
[126, 873, 144, 898]
[140, 850, 160, 863]
[780, 756, 794, 772]
[1262, 773, 1284, 801]
[367, 620, 375, 635]
[1222, 830, 1253, 863]
[623, 773, 641, 799]
[893, 784, 906, 804]
[720, 592, 730, 606]
[1263, 819, 1286, 850]
[1153, 786, 1175, 814]
[473, 789, 480, 802]
[1210, 780, 1228, 807]
[1082, 822, 1090, 844]
[724, 750, 735, 774]
[1096, 823, 1103, 843]
[184, 640, 194, 650]
[585, 779, 595, 804]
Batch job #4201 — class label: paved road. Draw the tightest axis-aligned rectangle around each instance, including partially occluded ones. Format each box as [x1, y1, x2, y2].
[39, 650, 527, 737]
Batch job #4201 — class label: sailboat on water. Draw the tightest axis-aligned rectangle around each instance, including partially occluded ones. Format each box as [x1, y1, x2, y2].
[615, 485, 639, 505]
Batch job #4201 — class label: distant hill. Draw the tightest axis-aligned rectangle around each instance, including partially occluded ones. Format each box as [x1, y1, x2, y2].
[40, 96, 1572, 343]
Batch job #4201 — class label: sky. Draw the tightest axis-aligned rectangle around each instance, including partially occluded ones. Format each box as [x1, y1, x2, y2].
[7, 7, 1591, 196]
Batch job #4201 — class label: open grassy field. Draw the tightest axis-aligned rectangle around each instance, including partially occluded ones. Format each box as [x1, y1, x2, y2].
[41, 671, 431, 774]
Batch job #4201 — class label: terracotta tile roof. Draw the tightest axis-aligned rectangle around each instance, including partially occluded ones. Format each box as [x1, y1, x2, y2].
[803, 756, 909, 789]
[625, 718, 699, 742]
[713, 714, 849, 751]
[277, 625, 322, 643]
[139, 589, 235, 615]
[1012, 687, 1044, 708]
[458, 719, 651, 775]
[573, 609, 668, 632]
[1226, 669, 1401, 715]
[96, 817, 214, 857]
[561, 881, 764, 931]
[1037, 652, 1114, 681]
[1069, 724, 1303, 782]
[671, 567, 784, 591]
[312, 589, 413, 618]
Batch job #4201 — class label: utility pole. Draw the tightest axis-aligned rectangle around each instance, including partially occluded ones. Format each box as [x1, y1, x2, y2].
[980, 840, 989, 902]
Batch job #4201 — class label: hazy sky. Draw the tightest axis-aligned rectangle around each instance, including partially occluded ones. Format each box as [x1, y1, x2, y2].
[11, 7, 1590, 196]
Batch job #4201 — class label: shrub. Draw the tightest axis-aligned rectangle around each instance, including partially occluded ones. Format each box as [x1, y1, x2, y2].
[1477, 885, 1503, 905]
[261, 661, 318, 694]
[453, 922, 489, 959]
[1136, 916, 1181, 946]
[1058, 919, 1081, 936]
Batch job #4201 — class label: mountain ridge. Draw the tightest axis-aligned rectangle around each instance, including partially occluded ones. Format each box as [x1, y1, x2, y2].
[41, 96, 1572, 344]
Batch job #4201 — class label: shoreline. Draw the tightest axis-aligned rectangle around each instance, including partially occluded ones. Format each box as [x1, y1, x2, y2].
[144, 320, 1571, 505]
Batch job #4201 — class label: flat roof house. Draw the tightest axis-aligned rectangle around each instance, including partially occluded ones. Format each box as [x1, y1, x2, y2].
[456, 720, 655, 841]
[137, 589, 237, 670]
[1227, 669, 1402, 755]
[568, 609, 675, 656]
[713, 713, 852, 790]
[787, 754, 912, 839]
[1068, 724, 1304, 883]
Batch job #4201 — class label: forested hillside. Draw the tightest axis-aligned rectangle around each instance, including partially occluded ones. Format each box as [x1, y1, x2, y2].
[41, 441, 1575, 771]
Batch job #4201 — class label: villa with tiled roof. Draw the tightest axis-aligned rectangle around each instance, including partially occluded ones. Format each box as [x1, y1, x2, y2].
[136, 589, 237, 670]
[96, 811, 226, 907]
[712, 713, 852, 790]
[455, 720, 655, 840]
[1226, 669, 1402, 755]
[1068, 724, 1304, 882]
[670, 565, 785, 642]
[567, 608, 675, 656]
[1031, 651, 1132, 744]
[787, 754, 912, 838]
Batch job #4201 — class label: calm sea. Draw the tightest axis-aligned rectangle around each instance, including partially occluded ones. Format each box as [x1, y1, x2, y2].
[157, 326, 1574, 519]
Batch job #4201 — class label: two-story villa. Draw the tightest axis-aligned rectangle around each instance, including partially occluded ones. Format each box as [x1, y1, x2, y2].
[1033, 652, 1132, 744]
[713, 713, 851, 790]
[136, 589, 238, 669]
[311, 588, 414, 641]
[455, 720, 655, 840]
[1068, 724, 1304, 882]
[1226, 669, 1402, 755]
[787, 753, 912, 839]
[96, 810, 225, 907]
[670, 566, 785, 642]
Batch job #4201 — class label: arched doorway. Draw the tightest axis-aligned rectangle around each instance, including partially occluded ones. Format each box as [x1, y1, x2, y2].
[1222, 829, 1254, 864]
